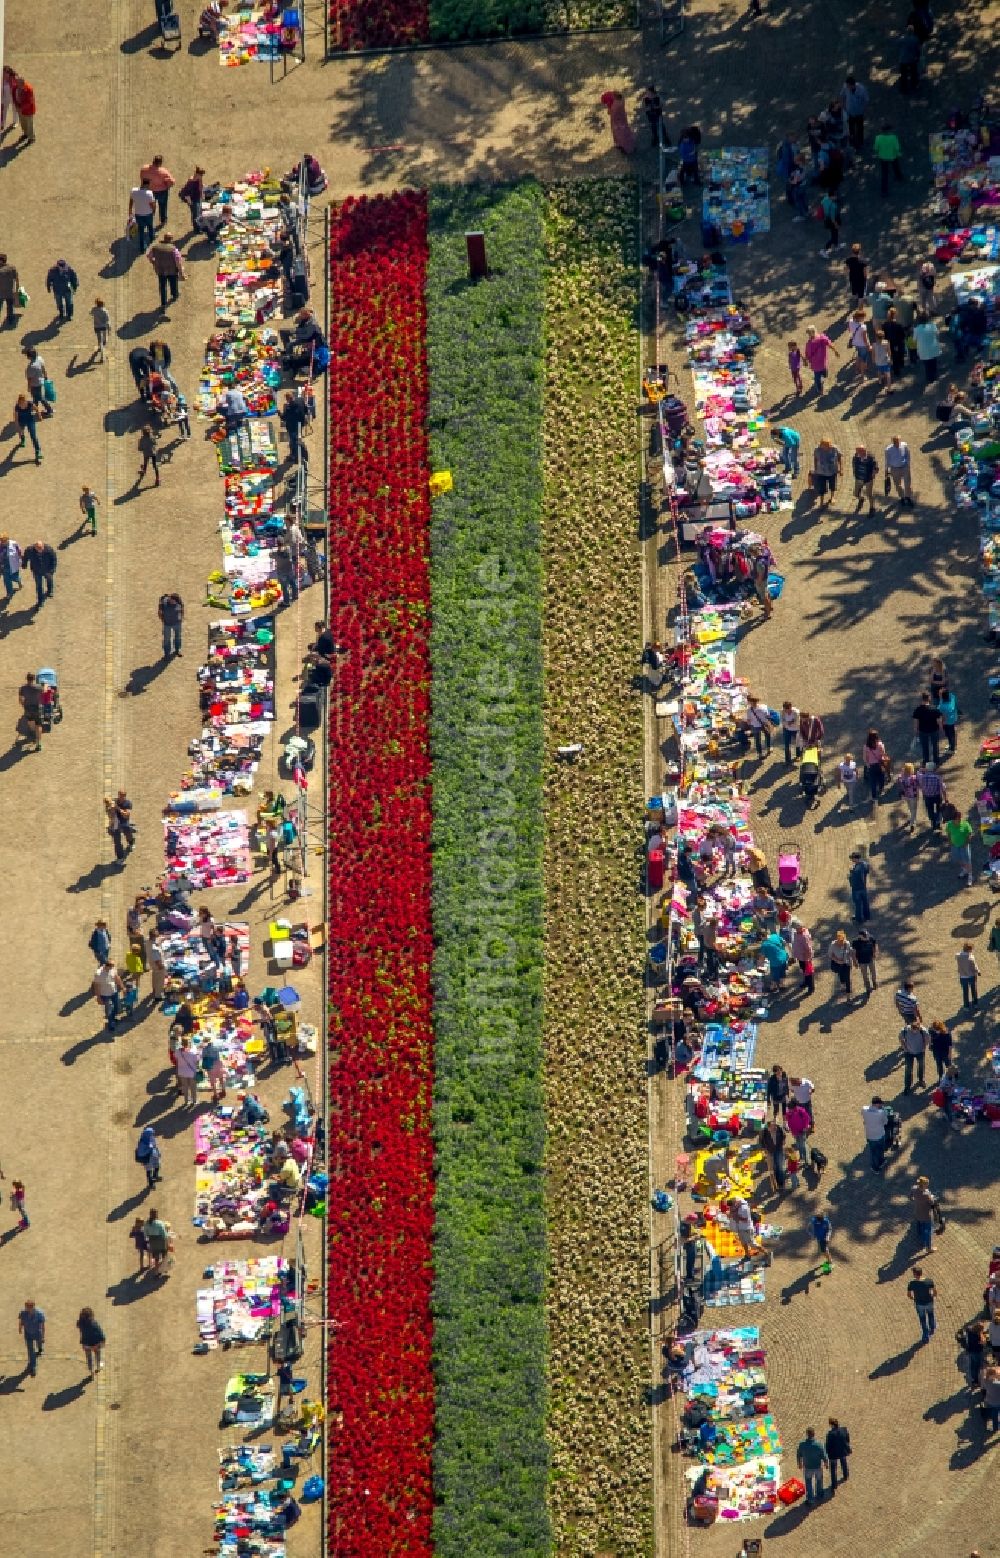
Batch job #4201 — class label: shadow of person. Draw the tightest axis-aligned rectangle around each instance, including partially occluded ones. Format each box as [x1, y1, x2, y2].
[121, 658, 170, 697]
[42, 1379, 89, 1410]
[61, 1027, 116, 1066]
[869, 1339, 922, 1378]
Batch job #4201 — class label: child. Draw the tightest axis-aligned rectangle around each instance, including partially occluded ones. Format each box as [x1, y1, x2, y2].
[785, 1147, 801, 1190]
[91, 297, 110, 362]
[787, 340, 803, 396]
[871, 329, 892, 392]
[121, 972, 139, 1019]
[809, 1209, 832, 1264]
[80, 485, 100, 536]
[11, 1179, 28, 1229]
[836, 753, 859, 807]
[130, 1216, 148, 1272]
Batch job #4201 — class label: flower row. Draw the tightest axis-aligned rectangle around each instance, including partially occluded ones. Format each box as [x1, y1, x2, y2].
[540, 180, 653, 1556]
[327, 190, 435, 1557]
[426, 184, 551, 1556]
[327, 0, 633, 51]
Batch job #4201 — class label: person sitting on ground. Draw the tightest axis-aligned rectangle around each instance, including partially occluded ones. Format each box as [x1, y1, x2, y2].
[198, 0, 228, 39]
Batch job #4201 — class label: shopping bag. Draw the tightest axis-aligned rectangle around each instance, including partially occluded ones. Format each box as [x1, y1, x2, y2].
[42, 378, 56, 404]
[16, 286, 28, 307]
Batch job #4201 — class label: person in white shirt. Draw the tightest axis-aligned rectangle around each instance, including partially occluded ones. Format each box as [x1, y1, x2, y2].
[790, 1076, 815, 1120]
[129, 180, 157, 254]
[861, 1097, 888, 1171]
[884, 435, 913, 505]
[780, 702, 800, 767]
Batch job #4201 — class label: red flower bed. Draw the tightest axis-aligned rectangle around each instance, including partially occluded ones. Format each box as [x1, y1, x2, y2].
[328, 0, 428, 50]
[327, 190, 434, 1556]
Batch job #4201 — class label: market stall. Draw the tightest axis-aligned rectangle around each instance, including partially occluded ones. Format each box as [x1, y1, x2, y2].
[163, 809, 254, 891]
[196, 1256, 291, 1347]
[701, 148, 770, 243]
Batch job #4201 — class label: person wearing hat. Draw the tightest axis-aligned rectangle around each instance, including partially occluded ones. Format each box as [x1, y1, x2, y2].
[45, 257, 78, 322]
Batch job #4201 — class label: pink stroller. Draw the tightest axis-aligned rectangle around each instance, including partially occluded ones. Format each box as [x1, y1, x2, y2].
[777, 842, 807, 904]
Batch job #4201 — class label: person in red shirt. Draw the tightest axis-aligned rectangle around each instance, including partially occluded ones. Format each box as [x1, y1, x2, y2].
[13, 76, 35, 144]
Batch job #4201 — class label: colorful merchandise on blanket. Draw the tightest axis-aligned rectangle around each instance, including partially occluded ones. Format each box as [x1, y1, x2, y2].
[214, 1488, 286, 1557]
[930, 123, 1000, 225]
[677, 1327, 781, 1468]
[197, 1257, 290, 1346]
[194, 1110, 295, 1239]
[218, 0, 299, 64]
[685, 1456, 781, 1524]
[164, 809, 253, 891]
[200, 617, 276, 732]
[702, 148, 770, 241]
[327, 190, 435, 1554]
[200, 326, 282, 419]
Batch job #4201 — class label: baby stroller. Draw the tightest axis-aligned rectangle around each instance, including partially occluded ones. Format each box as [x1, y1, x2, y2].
[884, 1106, 902, 1154]
[798, 746, 824, 809]
[36, 668, 62, 731]
[154, 0, 182, 45]
[776, 841, 808, 904]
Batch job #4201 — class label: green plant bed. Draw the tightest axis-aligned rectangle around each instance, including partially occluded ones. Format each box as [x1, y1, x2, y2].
[540, 178, 652, 1556]
[427, 182, 551, 1558]
[429, 0, 633, 40]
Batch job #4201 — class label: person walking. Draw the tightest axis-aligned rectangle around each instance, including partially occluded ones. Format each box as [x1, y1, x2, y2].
[745, 696, 773, 760]
[840, 74, 869, 150]
[937, 685, 958, 755]
[883, 307, 907, 381]
[779, 702, 800, 765]
[77, 1308, 106, 1377]
[78, 485, 100, 537]
[804, 325, 840, 396]
[845, 243, 868, 305]
[18, 672, 43, 751]
[917, 762, 947, 829]
[143, 1209, 170, 1273]
[851, 445, 878, 514]
[928, 1020, 952, 1080]
[23, 348, 53, 418]
[797, 711, 824, 755]
[178, 166, 206, 229]
[790, 1075, 815, 1123]
[12, 74, 36, 143]
[91, 298, 110, 361]
[786, 1100, 812, 1164]
[900, 1019, 928, 1093]
[961, 1319, 987, 1388]
[894, 979, 921, 1023]
[45, 258, 78, 322]
[790, 923, 815, 993]
[772, 425, 800, 478]
[956, 942, 980, 1006]
[148, 930, 167, 1003]
[201, 1037, 227, 1103]
[906, 1267, 936, 1341]
[11, 1178, 29, 1229]
[848, 851, 871, 922]
[912, 691, 942, 765]
[946, 811, 974, 887]
[0, 252, 20, 327]
[13, 395, 42, 463]
[861, 1095, 888, 1171]
[279, 390, 310, 464]
[139, 154, 175, 226]
[884, 435, 913, 505]
[825, 1419, 851, 1489]
[759, 1116, 786, 1192]
[0, 534, 22, 598]
[88, 919, 112, 965]
[129, 1216, 149, 1273]
[910, 1176, 939, 1255]
[847, 312, 873, 378]
[92, 960, 125, 1031]
[914, 313, 941, 385]
[796, 1427, 829, 1505]
[135, 1125, 161, 1189]
[135, 423, 161, 489]
[175, 1037, 199, 1107]
[873, 122, 903, 194]
[981, 1364, 1000, 1432]
[787, 339, 804, 393]
[819, 190, 842, 258]
[158, 591, 184, 658]
[129, 178, 157, 252]
[809, 1208, 833, 1266]
[811, 439, 842, 509]
[25, 540, 56, 605]
[836, 752, 859, 806]
[897, 760, 920, 828]
[898, 25, 921, 92]
[829, 929, 857, 995]
[766, 1064, 790, 1120]
[641, 85, 663, 148]
[18, 1299, 45, 1376]
[850, 929, 877, 994]
[147, 233, 185, 310]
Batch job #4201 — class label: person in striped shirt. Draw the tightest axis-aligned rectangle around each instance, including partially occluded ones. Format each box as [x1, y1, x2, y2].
[894, 980, 921, 1024]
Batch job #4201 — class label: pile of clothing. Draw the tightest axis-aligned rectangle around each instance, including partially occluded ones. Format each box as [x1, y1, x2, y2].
[701, 147, 771, 241]
[196, 1256, 290, 1346]
[163, 810, 253, 891]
